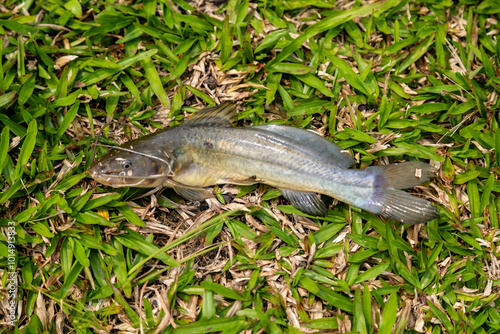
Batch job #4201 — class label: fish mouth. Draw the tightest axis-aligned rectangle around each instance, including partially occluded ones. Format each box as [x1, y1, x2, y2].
[90, 169, 168, 188]
[89, 159, 170, 188]
[89, 172, 117, 187]
[88, 164, 122, 187]
[91, 173, 141, 188]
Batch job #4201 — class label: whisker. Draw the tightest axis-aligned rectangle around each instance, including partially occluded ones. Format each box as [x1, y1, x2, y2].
[90, 120, 148, 166]
[124, 179, 147, 187]
[97, 144, 171, 165]
[104, 173, 169, 180]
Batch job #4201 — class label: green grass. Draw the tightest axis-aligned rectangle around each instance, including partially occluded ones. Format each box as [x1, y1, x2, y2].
[1, 0, 499, 333]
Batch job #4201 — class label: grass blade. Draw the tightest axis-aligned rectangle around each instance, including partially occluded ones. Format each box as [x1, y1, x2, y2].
[15, 119, 37, 179]
[379, 293, 398, 334]
[142, 57, 170, 109]
[56, 101, 80, 139]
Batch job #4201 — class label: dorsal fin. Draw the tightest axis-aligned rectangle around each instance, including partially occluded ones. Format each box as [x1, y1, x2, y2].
[254, 124, 355, 168]
[183, 101, 237, 127]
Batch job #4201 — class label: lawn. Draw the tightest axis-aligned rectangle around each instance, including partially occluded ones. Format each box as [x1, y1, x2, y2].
[0, 0, 499, 333]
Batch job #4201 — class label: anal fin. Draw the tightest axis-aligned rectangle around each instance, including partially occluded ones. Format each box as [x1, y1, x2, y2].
[280, 189, 328, 217]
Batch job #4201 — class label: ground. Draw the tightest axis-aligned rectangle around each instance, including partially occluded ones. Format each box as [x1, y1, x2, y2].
[0, 0, 499, 333]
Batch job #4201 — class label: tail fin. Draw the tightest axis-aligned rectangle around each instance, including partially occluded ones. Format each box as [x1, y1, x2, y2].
[368, 161, 437, 189]
[363, 161, 438, 224]
[370, 188, 438, 224]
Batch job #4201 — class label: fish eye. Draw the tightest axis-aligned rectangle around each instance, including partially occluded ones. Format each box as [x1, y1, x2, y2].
[121, 159, 132, 169]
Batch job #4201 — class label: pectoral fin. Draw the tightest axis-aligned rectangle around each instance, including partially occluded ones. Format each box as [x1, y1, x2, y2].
[173, 185, 213, 201]
[280, 189, 328, 217]
[222, 174, 262, 186]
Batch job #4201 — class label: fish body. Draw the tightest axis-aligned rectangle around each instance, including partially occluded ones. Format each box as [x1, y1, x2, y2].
[90, 102, 438, 224]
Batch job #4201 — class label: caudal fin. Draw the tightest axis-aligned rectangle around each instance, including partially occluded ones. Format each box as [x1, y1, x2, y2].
[368, 161, 437, 189]
[361, 161, 438, 224]
[370, 188, 438, 224]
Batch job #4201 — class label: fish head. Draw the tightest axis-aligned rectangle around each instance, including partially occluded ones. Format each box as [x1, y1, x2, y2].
[89, 147, 172, 188]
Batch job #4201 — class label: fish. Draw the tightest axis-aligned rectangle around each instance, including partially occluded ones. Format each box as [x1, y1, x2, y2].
[89, 102, 439, 224]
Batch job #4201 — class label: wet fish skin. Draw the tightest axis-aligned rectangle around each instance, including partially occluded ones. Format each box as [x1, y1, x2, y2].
[90, 102, 438, 224]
